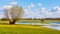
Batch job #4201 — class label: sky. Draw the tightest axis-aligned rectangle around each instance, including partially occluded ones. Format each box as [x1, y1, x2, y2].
[0, 0, 60, 18]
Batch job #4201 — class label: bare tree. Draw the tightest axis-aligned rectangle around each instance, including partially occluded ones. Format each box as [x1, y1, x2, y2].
[4, 5, 24, 24]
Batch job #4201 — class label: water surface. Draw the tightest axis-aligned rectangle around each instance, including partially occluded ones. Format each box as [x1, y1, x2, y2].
[16, 22, 60, 30]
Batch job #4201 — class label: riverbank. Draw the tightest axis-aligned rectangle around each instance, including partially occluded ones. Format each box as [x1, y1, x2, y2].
[0, 24, 60, 34]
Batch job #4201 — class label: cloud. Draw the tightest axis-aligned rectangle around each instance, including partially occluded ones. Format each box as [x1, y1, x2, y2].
[27, 3, 34, 9]
[27, 5, 31, 9]
[40, 7, 46, 12]
[38, 3, 42, 6]
[53, 6, 59, 10]
[30, 3, 34, 7]
[45, 6, 60, 18]
[40, 7, 52, 15]
[25, 3, 35, 12]
[56, 6, 60, 13]
[23, 6, 60, 18]
[3, 5, 13, 9]
[23, 9, 42, 18]
[0, 8, 3, 10]
[50, 6, 60, 13]
[24, 9, 28, 12]
[24, 6, 60, 18]
[10, 2, 17, 5]
[24, 7, 53, 18]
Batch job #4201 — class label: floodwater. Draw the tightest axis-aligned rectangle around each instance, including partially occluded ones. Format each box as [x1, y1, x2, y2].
[16, 22, 60, 30]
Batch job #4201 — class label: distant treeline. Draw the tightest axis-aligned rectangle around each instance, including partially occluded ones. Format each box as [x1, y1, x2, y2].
[1, 18, 60, 20]
[21, 18, 60, 20]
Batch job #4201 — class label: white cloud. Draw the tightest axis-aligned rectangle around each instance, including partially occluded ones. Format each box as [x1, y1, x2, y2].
[24, 9, 41, 18]
[34, 10, 39, 15]
[38, 3, 42, 6]
[24, 6, 60, 18]
[56, 7, 60, 13]
[0, 8, 3, 10]
[45, 12, 52, 15]
[46, 6, 60, 18]
[53, 6, 59, 10]
[24, 7, 53, 18]
[41, 7, 46, 10]
[50, 6, 60, 13]
[40, 7, 47, 12]
[27, 3, 34, 9]
[40, 7, 52, 15]
[10, 2, 17, 5]
[27, 5, 31, 9]
[3, 5, 13, 9]
[24, 9, 28, 12]
[53, 6, 60, 11]
[30, 3, 34, 7]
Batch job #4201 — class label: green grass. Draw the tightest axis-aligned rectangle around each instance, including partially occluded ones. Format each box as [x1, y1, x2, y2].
[0, 20, 60, 34]
[0, 24, 60, 34]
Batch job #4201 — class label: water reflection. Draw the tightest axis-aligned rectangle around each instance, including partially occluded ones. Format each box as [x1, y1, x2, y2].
[16, 22, 60, 30]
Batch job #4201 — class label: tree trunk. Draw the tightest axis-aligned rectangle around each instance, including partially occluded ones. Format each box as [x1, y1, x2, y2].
[9, 20, 16, 24]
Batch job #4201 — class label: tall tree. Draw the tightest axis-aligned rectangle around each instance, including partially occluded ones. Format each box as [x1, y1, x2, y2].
[4, 5, 24, 24]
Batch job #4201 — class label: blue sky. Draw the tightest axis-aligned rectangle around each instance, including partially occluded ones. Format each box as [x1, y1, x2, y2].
[0, 0, 60, 18]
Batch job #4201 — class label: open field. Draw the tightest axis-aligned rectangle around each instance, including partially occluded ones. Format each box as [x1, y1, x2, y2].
[0, 24, 60, 34]
[0, 20, 60, 34]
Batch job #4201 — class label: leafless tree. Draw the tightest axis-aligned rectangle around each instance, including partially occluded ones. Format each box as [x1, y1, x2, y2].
[4, 5, 24, 24]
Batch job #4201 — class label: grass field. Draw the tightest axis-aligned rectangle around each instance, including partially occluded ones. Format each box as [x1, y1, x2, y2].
[0, 24, 60, 34]
[0, 20, 60, 34]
